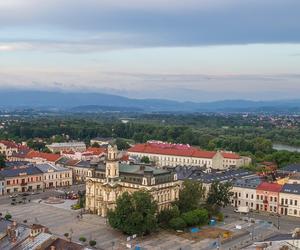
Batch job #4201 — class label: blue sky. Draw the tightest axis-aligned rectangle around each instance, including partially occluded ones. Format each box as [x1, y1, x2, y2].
[0, 0, 300, 101]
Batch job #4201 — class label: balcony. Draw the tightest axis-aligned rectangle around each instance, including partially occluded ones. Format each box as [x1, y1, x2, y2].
[20, 182, 27, 186]
[263, 199, 268, 204]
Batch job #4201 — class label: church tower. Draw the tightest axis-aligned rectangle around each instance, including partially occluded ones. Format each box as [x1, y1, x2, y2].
[105, 144, 119, 180]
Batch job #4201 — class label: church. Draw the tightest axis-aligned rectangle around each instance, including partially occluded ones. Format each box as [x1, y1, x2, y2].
[85, 145, 181, 217]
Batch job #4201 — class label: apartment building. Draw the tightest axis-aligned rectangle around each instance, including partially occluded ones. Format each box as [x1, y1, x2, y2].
[0, 140, 30, 158]
[128, 141, 251, 169]
[231, 178, 261, 210]
[0, 166, 44, 194]
[255, 182, 282, 213]
[35, 163, 72, 189]
[279, 184, 300, 217]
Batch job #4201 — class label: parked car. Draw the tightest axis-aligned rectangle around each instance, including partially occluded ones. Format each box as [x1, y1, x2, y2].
[9, 194, 18, 198]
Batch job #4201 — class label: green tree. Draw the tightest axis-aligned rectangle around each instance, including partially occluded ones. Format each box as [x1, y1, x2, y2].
[91, 142, 100, 148]
[157, 205, 180, 227]
[115, 138, 130, 150]
[79, 237, 86, 243]
[169, 217, 186, 230]
[176, 180, 205, 213]
[206, 181, 233, 213]
[181, 209, 209, 226]
[140, 156, 150, 164]
[108, 191, 158, 235]
[0, 153, 6, 168]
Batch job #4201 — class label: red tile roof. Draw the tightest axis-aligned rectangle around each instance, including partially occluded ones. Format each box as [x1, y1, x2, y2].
[26, 151, 62, 162]
[128, 142, 240, 159]
[257, 182, 282, 192]
[86, 147, 107, 155]
[0, 140, 19, 148]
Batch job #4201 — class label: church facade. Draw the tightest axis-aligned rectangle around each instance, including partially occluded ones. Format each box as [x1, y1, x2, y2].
[85, 145, 180, 217]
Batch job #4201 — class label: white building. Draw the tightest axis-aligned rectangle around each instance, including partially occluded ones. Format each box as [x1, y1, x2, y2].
[35, 163, 72, 189]
[128, 141, 251, 169]
[46, 142, 86, 153]
[279, 183, 300, 217]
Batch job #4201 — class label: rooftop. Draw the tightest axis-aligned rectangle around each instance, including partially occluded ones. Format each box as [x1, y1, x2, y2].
[35, 163, 69, 173]
[281, 164, 300, 173]
[175, 166, 254, 183]
[257, 182, 282, 192]
[47, 142, 86, 147]
[281, 183, 300, 194]
[128, 141, 240, 159]
[233, 177, 262, 189]
[26, 151, 62, 162]
[119, 164, 170, 175]
[0, 165, 43, 177]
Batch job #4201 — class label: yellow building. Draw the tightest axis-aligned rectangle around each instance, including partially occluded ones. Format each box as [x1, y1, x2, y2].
[85, 145, 180, 217]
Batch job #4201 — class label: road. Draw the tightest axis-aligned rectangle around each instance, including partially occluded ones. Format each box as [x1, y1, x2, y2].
[0, 184, 85, 205]
[222, 206, 300, 233]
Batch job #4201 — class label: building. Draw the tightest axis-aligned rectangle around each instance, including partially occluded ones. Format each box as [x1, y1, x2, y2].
[279, 183, 300, 217]
[0, 166, 43, 194]
[280, 163, 300, 174]
[231, 178, 261, 210]
[46, 141, 86, 153]
[24, 151, 62, 164]
[175, 166, 255, 196]
[255, 182, 282, 213]
[90, 137, 114, 146]
[0, 140, 30, 158]
[62, 147, 106, 161]
[0, 220, 90, 250]
[288, 173, 300, 184]
[128, 141, 251, 169]
[85, 145, 181, 217]
[35, 163, 72, 189]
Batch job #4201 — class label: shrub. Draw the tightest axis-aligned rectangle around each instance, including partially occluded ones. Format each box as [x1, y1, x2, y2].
[216, 212, 224, 222]
[181, 211, 200, 226]
[4, 213, 12, 220]
[157, 205, 180, 226]
[89, 240, 97, 247]
[79, 236, 86, 242]
[169, 217, 186, 230]
[64, 233, 69, 238]
[194, 209, 209, 225]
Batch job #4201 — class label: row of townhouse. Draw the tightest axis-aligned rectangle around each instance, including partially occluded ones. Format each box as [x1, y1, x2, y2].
[0, 163, 72, 195]
[231, 174, 300, 218]
[128, 141, 251, 169]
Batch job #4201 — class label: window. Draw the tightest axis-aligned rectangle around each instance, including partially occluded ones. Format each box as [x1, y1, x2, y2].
[285, 199, 288, 205]
[290, 199, 293, 205]
[274, 197, 277, 202]
[274, 207, 277, 212]
[246, 194, 248, 198]
[270, 197, 273, 202]
[295, 200, 298, 206]
[251, 194, 254, 199]
[281, 198, 284, 205]
[294, 210, 297, 215]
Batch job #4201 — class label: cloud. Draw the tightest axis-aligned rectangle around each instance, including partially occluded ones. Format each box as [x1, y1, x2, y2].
[0, 0, 299, 51]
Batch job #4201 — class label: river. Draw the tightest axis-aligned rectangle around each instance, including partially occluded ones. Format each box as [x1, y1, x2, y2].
[273, 143, 300, 152]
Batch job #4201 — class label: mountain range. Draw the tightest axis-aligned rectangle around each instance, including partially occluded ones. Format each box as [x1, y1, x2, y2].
[1, 90, 300, 113]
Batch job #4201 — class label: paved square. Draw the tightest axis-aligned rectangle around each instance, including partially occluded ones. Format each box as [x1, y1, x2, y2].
[0, 201, 211, 250]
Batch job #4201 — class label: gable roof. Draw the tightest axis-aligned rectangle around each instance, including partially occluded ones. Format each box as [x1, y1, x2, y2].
[128, 142, 240, 159]
[257, 182, 282, 192]
[26, 151, 62, 162]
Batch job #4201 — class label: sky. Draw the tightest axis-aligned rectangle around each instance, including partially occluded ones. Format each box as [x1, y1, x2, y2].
[0, 0, 300, 102]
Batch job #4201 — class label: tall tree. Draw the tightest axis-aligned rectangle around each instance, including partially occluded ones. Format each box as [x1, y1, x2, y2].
[176, 180, 205, 213]
[108, 191, 158, 235]
[0, 154, 6, 168]
[206, 181, 233, 212]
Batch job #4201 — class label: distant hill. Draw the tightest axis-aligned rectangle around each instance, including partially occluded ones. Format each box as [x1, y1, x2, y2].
[1, 90, 300, 113]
